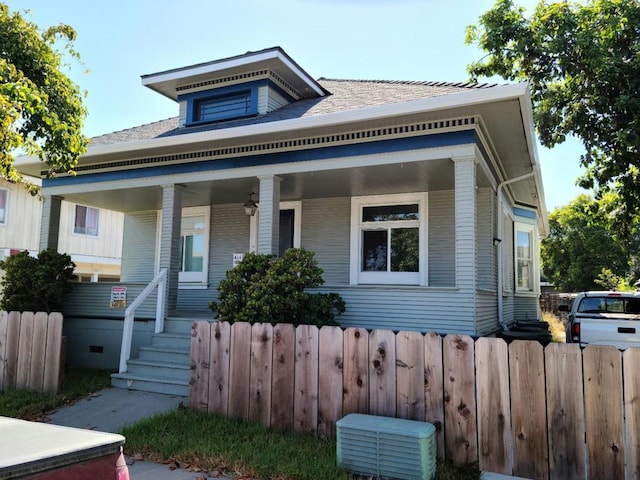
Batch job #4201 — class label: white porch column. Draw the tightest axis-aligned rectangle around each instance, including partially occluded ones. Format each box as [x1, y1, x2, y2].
[454, 156, 477, 294]
[39, 195, 63, 251]
[159, 184, 183, 312]
[257, 175, 282, 255]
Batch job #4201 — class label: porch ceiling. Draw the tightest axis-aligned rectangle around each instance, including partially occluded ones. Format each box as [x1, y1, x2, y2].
[52, 158, 481, 213]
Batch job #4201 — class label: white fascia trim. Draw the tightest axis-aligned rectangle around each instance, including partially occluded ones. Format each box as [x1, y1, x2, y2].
[45, 83, 529, 163]
[42, 144, 477, 197]
[142, 50, 324, 97]
[70, 253, 121, 265]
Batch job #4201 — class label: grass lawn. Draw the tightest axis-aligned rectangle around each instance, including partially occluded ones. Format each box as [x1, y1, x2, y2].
[121, 408, 480, 480]
[0, 368, 111, 420]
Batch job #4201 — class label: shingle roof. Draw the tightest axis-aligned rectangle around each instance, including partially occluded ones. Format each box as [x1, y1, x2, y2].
[89, 78, 497, 146]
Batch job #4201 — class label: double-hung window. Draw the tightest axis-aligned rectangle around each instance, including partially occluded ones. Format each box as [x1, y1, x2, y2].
[74, 205, 99, 236]
[351, 194, 427, 285]
[0, 189, 7, 225]
[515, 223, 535, 292]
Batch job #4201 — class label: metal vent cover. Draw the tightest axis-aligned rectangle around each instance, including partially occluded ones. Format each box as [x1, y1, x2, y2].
[336, 414, 436, 480]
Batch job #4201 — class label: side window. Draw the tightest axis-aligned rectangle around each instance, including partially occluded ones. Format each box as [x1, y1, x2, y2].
[514, 222, 537, 293]
[74, 205, 99, 236]
[0, 189, 7, 224]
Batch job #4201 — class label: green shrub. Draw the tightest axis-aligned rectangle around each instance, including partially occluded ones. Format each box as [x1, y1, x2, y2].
[0, 249, 76, 313]
[209, 248, 345, 327]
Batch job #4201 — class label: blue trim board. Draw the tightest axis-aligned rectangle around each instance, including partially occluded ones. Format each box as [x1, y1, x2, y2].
[43, 131, 476, 188]
[513, 207, 537, 219]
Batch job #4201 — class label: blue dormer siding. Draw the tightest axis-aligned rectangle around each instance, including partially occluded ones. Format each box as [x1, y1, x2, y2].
[179, 79, 298, 127]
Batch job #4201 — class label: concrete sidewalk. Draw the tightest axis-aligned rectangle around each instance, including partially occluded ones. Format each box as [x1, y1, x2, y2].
[47, 387, 230, 479]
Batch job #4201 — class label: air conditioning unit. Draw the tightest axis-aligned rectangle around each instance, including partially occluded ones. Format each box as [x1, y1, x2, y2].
[336, 414, 437, 480]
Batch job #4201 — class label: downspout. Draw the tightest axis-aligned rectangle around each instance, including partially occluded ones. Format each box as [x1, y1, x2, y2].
[496, 171, 535, 330]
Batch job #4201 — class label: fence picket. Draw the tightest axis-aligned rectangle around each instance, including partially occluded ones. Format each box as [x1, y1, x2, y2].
[342, 328, 369, 415]
[0, 312, 7, 391]
[317, 326, 343, 437]
[509, 340, 548, 479]
[4, 312, 21, 390]
[208, 321, 231, 416]
[369, 329, 396, 417]
[28, 312, 48, 393]
[271, 323, 295, 431]
[476, 338, 511, 475]
[583, 346, 624, 479]
[624, 348, 640, 479]
[396, 330, 425, 421]
[15, 311, 34, 390]
[424, 332, 444, 458]
[443, 334, 477, 467]
[294, 325, 319, 432]
[189, 321, 210, 412]
[228, 322, 252, 420]
[545, 343, 585, 480]
[249, 323, 273, 426]
[43, 313, 63, 394]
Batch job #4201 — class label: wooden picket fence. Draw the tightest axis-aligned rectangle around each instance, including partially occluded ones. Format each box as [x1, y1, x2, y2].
[189, 321, 640, 479]
[0, 311, 64, 394]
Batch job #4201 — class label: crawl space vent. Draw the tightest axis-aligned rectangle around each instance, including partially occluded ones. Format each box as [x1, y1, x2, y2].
[336, 414, 436, 480]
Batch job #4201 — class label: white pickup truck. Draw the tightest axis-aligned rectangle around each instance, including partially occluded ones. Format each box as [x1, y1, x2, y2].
[562, 291, 640, 349]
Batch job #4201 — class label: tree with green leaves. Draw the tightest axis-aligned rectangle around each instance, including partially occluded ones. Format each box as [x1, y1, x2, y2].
[466, 0, 640, 227]
[541, 194, 639, 292]
[0, 4, 88, 192]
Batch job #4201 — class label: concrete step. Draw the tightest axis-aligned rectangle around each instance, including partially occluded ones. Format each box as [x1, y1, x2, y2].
[151, 332, 191, 349]
[111, 372, 189, 397]
[164, 316, 213, 334]
[126, 359, 191, 379]
[163, 317, 196, 335]
[138, 345, 190, 364]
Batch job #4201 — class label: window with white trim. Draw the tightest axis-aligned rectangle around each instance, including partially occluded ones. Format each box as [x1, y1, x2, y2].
[515, 223, 536, 292]
[74, 205, 99, 236]
[0, 189, 7, 225]
[350, 194, 427, 285]
[179, 206, 210, 286]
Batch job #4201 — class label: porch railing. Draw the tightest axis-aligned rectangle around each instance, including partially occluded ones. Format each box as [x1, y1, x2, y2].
[118, 268, 167, 373]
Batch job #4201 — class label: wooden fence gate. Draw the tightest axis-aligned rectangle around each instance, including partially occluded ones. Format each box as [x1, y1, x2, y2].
[0, 311, 64, 394]
[189, 321, 640, 479]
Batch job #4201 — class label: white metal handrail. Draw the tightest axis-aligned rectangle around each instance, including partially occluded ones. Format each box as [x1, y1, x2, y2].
[118, 268, 167, 373]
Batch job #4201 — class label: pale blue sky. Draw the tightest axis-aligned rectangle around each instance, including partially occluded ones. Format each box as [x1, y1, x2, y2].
[8, 0, 588, 211]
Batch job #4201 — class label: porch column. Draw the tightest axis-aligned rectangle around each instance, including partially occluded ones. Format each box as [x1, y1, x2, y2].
[39, 195, 63, 251]
[454, 156, 477, 293]
[159, 184, 183, 313]
[257, 175, 282, 255]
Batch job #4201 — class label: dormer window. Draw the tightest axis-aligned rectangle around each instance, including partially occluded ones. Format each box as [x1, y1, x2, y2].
[194, 90, 251, 123]
[181, 85, 258, 126]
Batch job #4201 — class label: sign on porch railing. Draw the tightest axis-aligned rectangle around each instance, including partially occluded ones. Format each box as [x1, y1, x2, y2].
[189, 321, 640, 479]
[0, 311, 64, 394]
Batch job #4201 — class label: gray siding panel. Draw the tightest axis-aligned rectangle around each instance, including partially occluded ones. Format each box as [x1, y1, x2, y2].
[121, 211, 157, 282]
[514, 295, 541, 321]
[477, 290, 498, 335]
[476, 188, 495, 290]
[428, 190, 455, 286]
[317, 286, 476, 335]
[64, 282, 158, 319]
[301, 197, 350, 285]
